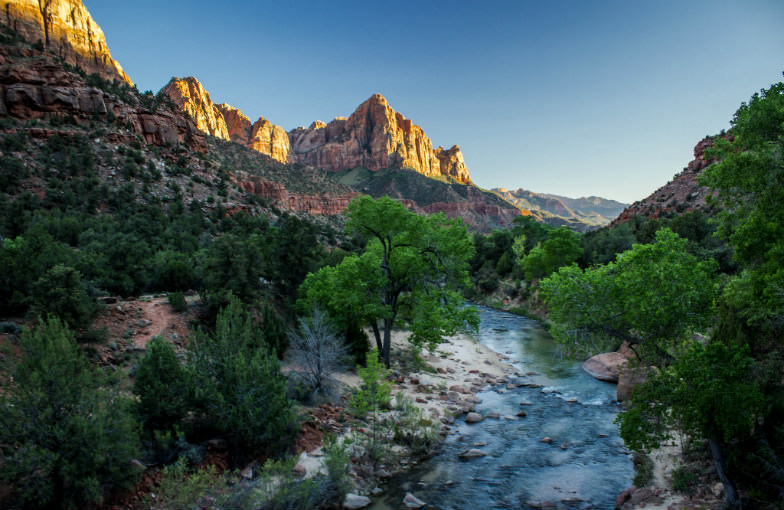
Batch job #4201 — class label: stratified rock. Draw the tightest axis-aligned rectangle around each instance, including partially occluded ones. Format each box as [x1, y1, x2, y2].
[161, 77, 229, 140]
[216, 103, 252, 145]
[288, 93, 472, 183]
[583, 352, 629, 383]
[237, 177, 357, 216]
[403, 493, 426, 508]
[343, 493, 371, 509]
[0, 0, 131, 85]
[248, 116, 289, 163]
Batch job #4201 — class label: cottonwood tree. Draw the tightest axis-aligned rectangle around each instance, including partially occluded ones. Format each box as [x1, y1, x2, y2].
[299, 196, 478, 367]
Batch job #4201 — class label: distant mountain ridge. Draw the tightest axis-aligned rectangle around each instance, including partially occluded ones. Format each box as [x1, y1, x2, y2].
[492, 188, 628, 230]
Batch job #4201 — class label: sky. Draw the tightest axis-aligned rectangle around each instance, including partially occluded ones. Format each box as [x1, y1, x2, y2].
[85, 0, 784, 204]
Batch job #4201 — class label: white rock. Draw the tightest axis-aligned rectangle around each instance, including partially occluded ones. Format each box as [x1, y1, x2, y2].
[344, 493, 371, 509]
[403, 492, 426, 508]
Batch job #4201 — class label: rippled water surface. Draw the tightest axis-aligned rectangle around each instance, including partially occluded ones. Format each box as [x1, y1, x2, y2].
[371, 306, 634, 509]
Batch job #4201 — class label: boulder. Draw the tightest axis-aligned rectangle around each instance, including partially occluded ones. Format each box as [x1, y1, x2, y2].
[403, 492, 426, 508]
[465, 412, 483, 423]
[459, 448, 486, 459]
[344, 493, 371, 509]
[583, 352, 629, 382]
[616, 367, 655, 402]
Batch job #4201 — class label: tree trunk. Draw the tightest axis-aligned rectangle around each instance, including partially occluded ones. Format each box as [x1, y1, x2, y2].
[371, 322, 382, 352]
[708, 437, 740, 508]
[382, 318, 393, 368]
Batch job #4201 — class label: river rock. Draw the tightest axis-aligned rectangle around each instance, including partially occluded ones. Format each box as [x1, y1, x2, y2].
[583, 352, 628, 382]
[465, 412, 483, 423]
[459, 448, 487, 458]
[403, 492, 426, 508]
[344, 493, 371, 509]
[541, 437, 553, 444]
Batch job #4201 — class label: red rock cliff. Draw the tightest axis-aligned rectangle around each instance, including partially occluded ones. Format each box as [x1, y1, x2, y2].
[288, 94, 472, 184]
[161, 77, 289, 163]
[161, 77, 229, 140]
[0, 0, 132, 85]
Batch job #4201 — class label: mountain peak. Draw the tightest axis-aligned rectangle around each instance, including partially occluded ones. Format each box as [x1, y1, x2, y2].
[0, 0, 132, 85]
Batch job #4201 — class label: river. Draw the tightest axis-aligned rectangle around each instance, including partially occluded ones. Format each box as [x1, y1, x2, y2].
[370, 305, 634, 509]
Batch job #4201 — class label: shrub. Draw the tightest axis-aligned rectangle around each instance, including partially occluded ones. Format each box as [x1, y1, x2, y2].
[188, 297, 296, 456]
[0, 317, 140, 509]
[168, 291, 188, 313]
[29, 264, 96, 330]
[287, 308, 347, 401]
[134, 336, 190, 432]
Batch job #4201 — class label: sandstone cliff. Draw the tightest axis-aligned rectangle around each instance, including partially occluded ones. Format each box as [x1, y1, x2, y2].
[288, 94, 472, 184]
[0, 44, 204, 151]
[161, 77, 229, 140]
[0, 0, 131, 85]
[161, 77, 289, 163]
[612, 136, 721, 224]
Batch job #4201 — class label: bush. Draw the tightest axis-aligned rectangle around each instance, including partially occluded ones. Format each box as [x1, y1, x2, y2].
[134, 336, 190, 432]
[0, 318, 139, 509]
[168, 291, 188, 313]
[287, 308, 347, 401]
[29, 264, 96, 330]
[188, 298, 297, 456]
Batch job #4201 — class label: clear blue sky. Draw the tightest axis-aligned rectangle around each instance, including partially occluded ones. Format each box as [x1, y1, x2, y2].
[86, 0, 784, 203]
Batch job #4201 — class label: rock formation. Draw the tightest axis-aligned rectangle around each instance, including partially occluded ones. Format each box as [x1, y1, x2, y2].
[612, 135, 723, 224]
[288, 94, 472, 183]
[161, 77, 289, 163]
[161, 77, 229, 140]
[0, 44, 204, 151]
[236, 176, 356, 216]
[0, 0, 132, 85]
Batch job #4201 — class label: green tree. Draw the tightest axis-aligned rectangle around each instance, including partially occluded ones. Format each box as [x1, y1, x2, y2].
[133, 336, 190, 432]
[30, 264, 96, 330]
[520, 227, 582, 282]
[188, 297, 296, 456]
[540, 228, 717, 362]
[300, 196, 478, 367]
[349, 348, 392, 453]
[0, 317, 139, 509]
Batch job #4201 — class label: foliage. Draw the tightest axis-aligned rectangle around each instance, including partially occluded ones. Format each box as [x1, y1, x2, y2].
[261, 302, 288, 359]
[146, 458, 219, 510]
[540, 228, 717, 361]
[188, 297, 296, 455]
[0, 318, 139, 509]
[520, 227, 582, 281]
[133, 336, 190, 432]
[29, 264, 97, 330]
[301, 196, 478, 367]
[167, 291, 188, 313]
[287, 307, 347, 401]
[350, 349, 393, 453]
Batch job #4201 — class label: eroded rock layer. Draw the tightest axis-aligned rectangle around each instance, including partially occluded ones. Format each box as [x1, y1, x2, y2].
[288, 94, 471, 183]
[0, 0, 131, 85]
[161, 77, 229, 140]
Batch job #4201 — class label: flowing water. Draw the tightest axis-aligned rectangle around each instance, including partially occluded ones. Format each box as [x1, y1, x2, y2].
[370, 306, 634, 509]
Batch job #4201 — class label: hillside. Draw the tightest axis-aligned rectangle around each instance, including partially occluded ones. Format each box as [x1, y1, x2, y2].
[492, 187, 628, 231]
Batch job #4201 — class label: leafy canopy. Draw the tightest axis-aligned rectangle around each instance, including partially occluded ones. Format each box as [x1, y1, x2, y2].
[540, 228, 717, 361]
[299, 196, 478, 367]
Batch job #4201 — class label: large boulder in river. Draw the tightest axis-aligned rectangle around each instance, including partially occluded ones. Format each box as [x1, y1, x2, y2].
[616, 367, 656, 402]
[583, 352, 629, 382]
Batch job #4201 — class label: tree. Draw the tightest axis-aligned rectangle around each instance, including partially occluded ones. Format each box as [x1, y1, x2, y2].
[287, 308, 347, 401]
[30, 264, 96, 330]
[188, 297, 296, 456]
[0, 317, 139, 509]
[133, 336, 190, 432]
[540, 228, 717, 362]
[520, 227, 582, 282]
[299, 196, 478, 367]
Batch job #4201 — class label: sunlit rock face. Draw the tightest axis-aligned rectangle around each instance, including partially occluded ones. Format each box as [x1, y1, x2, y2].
[288, 93, 472, 183]
[161, 77, 230, 140]
[0, 0, 132, 85]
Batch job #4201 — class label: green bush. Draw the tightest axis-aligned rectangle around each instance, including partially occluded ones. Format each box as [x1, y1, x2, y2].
[0, 318, 140, 509]
[134, 336, 190, 432]
[29, 264, 96, 330]
[168, 291, 188, 313]
[188, 298, 297, 456]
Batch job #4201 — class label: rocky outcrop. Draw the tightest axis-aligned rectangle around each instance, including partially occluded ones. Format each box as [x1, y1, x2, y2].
[0, 0, 131, 85]
[161, 77, 229, 140]
[613, 136, 723, 225]
[0, 45, 204, 151]
[288, 94, 472, 184]
[160, 77, 289, 163]
[237, 176, 357, 216]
